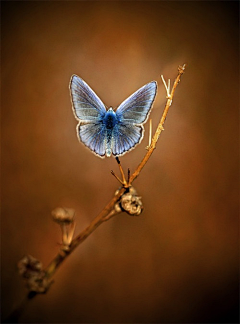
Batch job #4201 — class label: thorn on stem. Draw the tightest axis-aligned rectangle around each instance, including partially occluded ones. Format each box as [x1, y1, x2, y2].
[149, 119, 152, 148]
[161, 75, 171, 98]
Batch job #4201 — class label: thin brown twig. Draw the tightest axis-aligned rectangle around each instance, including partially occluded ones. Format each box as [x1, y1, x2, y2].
[5, 64, 186, 323]
[44, 64, 186, 280]
[44, 186, 125, 279]
[129, 64, 186, 183]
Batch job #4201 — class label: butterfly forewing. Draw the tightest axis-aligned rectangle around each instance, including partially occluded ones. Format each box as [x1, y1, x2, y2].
[116, 81, 157, 124]
[70, 75, 106, 122]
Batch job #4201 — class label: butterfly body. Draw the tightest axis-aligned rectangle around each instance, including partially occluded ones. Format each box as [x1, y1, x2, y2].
[70, 75, 157, 158]
[101, 108, 117, 157]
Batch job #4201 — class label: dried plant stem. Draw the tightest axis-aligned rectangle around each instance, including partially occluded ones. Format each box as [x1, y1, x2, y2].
[129, 64, 186, 183]
[45, 64, 186, 279]
[5, 64, 186, 323]
[44, 186, 126, 279]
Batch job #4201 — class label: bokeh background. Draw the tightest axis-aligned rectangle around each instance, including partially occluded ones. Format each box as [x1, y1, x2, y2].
[1, 1, 239, 323]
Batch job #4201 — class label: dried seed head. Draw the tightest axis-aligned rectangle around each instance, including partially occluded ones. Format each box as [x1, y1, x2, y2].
[115, 187, 143, 216]
[18, 255, 42, 277]
[18, 255, 52, 293]
[52, 207, 75, 225]
[114, 201, 122, 213]
[121, 192, 143, 216]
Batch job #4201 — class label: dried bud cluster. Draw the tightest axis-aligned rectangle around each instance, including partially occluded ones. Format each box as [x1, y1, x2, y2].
[52, 207, 76, 248]
[18, 255, 51, 293]
[115, 187, 143, 216]
[51, 207, 75, 224]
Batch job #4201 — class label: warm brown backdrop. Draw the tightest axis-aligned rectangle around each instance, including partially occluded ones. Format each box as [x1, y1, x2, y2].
[1, 1, 239, 323]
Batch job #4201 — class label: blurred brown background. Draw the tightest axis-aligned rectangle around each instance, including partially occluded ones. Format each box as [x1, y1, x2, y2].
[1, 1, 239, 323]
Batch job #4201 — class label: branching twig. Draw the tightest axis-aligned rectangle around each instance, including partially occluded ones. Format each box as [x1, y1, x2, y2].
[44, 64, 186, 279]
[44, 190, 124, 278]
[5, 64, 186, 323]
[129, 64, 186, 183]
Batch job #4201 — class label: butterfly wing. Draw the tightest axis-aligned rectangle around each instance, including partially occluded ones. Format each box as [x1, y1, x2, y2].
[70, 75, 107, 157]
[70, 75, 106, 122]
[78, 123, 106, 157]
[112, 81, 157, 156]
[115, 81, 157, 124]
[112, 124, 143, 156]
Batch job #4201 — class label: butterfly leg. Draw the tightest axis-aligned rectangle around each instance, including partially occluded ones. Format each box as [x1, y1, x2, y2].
[116, 157, 127, 185]
[111, 157, 129, 188]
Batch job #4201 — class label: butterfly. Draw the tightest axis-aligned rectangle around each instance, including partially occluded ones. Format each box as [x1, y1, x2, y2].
[70, 75, 157, 158]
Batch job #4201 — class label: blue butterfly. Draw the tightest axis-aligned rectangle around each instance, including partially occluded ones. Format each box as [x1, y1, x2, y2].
[70, 75, 157, 158]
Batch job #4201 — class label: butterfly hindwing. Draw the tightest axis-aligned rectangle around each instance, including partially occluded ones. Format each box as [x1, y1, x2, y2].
[78, 123, 106, 157]
[112, 124, 143, 156]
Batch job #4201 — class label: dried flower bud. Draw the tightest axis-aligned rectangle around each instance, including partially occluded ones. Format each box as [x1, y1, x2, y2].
[52, 207, 75, 224]
[114, 201, 122, 213]
[18, 255, 51, 293]
[115, 187, 143, 216]
[18, 255, 42, 277]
